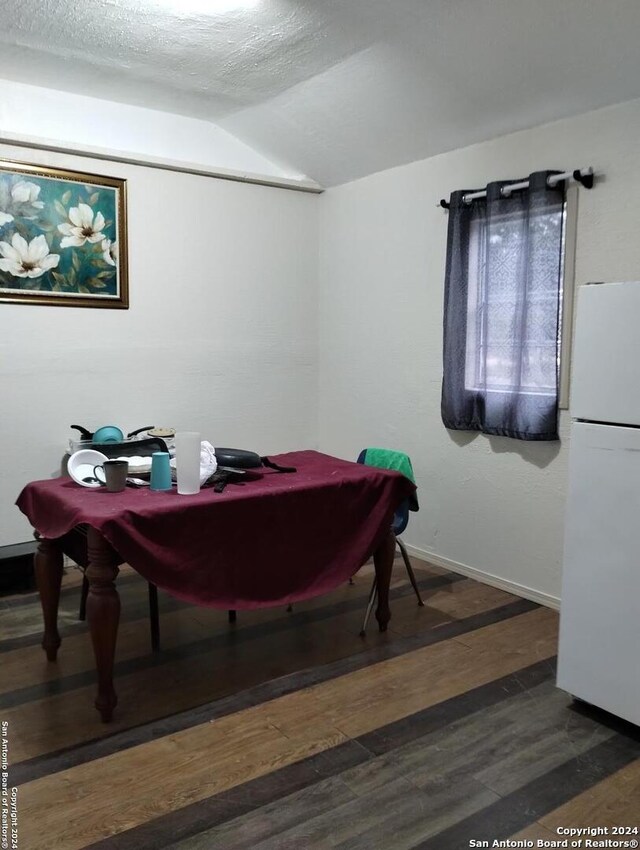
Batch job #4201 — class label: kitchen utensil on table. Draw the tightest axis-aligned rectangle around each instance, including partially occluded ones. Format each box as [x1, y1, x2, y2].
[175, 432, 201, 495]
[150, 452, 172, 491]
[147, 428, 176, 440]
[67, 449, 109, 488]
[214, 448, 263, 469]
[93, 460, 128, 492]
[71, 424, 155, 445]
[214, 449, 297, 473]
[98, 437, 169, 459]
[126, 477, 150, 487]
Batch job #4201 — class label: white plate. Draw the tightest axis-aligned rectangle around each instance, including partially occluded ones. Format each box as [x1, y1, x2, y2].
[113, 455, 153, 475]
[67, 449, 109, 488]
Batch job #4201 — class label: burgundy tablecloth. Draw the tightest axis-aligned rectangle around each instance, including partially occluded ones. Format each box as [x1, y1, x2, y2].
[16, 450, 415, 609]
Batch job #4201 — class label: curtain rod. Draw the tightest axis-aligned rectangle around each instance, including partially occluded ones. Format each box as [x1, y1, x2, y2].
[437, 167, 594, 209]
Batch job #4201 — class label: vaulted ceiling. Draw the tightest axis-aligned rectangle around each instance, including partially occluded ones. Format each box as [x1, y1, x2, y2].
[3, 0, 640, 186]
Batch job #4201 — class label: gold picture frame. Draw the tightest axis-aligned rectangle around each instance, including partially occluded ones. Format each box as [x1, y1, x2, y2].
[0, 158, 128, 309]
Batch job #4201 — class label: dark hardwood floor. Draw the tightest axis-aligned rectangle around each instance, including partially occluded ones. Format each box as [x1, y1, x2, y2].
[1, 556, 638, 849]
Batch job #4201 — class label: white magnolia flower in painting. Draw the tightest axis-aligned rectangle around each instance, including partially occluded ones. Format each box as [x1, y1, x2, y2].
[11, 181, 44, 209]
[58, 203, 106, 248]
[0, 233, 60, 279]
[0, 181, 42, 225]
[101, 238, 118, 267]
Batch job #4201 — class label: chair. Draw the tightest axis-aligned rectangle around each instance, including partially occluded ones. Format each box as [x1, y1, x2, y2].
[357, 448, 424, 635]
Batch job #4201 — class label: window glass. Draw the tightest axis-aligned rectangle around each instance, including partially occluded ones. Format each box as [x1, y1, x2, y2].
[464, 206, 565, 396]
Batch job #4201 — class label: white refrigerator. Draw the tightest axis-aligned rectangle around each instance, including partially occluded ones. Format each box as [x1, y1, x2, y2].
[557, 280, 640, 726]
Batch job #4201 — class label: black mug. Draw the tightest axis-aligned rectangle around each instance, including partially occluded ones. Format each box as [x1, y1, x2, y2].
[93, 460, 128, 492]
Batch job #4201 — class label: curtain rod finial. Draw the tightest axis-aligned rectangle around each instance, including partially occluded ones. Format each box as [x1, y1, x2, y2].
[573, 168, 594, 189]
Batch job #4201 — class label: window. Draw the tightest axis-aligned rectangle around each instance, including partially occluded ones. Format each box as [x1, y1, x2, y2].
[441, 171, 567, 441]
[464, 204, 565, 397]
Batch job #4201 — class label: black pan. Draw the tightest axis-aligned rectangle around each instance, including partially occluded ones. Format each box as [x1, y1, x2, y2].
[214, 448, 263, 469]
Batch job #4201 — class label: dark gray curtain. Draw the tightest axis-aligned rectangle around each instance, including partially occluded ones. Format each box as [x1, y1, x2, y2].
[441, 171, 565, 441]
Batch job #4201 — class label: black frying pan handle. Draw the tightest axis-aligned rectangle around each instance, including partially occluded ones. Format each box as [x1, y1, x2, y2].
[126, 426, 155, 438]
[71, 425, 93, 440]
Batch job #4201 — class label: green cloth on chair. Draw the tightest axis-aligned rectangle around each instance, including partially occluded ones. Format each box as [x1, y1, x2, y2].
[363, 448, 415, 482]
[356, 446, 425, 634]
[361, 448, 418, 511]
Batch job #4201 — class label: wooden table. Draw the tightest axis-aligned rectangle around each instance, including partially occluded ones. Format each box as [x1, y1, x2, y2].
[33, 527, 396, 722]
[17, 451, 414, 722]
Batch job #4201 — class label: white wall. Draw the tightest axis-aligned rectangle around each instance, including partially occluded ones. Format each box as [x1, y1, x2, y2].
[6, 90, 640, 600]
[0, 79, 309, 183]
[318, 97, 640, 605]
[0, 141, 318, 546]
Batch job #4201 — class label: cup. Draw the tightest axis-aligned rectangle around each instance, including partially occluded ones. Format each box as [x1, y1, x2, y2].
[93, 459, 128, 492]
[175, 431, 201, 495]
[150, 451, 172, 491]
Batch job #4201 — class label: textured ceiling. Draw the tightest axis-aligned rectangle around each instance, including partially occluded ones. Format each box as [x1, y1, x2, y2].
[3, 0, 640, 185]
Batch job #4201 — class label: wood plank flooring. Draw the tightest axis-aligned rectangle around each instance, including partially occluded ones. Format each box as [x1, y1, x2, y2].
[1, 556, 638, 849]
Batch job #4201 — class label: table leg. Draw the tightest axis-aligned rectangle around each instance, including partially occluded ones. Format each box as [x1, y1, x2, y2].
[373, 531, 396, 632]
[86, 528, 121, 723]
[34, 534, 64, 661]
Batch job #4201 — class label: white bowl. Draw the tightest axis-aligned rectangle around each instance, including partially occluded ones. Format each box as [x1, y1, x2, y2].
[67, 449, 109, 488]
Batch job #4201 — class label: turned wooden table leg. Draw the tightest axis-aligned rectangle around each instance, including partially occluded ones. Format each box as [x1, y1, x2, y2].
[86, 527, 121, 723]
[373, 531, 396, 632]
[34, 533, 64, 661]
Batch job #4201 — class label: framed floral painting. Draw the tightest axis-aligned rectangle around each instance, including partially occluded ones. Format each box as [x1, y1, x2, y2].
[0, 159, 128, 308]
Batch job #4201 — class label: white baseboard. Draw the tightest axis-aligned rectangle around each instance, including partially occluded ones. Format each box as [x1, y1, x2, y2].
[404, 543, 560, 611]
